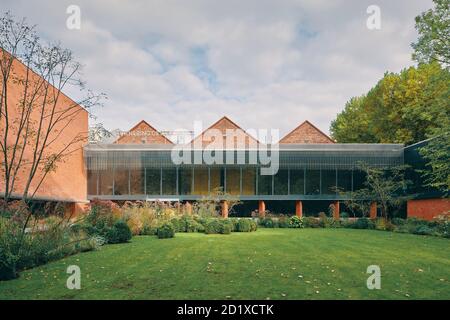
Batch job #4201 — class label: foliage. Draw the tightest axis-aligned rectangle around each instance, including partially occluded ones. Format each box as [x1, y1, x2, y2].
[0, 215, 102, 281]
[204, 219, 233, 235]
[106, 220, 132, 244]
[156, 223, 175, 239]
[330, 63, 450, 145]
[277, 215, 290, 228]
[288, 216, 304, 228]
[339, 164, 410, 219]
[352, 217, 375, 230]
[234, 219, 257, 232]
[412, 0, 450, 67]
[419, 132, 450, 193]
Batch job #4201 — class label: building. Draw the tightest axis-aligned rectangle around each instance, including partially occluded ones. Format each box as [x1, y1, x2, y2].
[0, 52, 88, 215]
[2, 54, 447, 219]
[85, 116, 421, 218]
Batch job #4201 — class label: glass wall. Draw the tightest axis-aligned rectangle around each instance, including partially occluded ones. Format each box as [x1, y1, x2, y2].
[146, 168, 161, 195]
[193, 168, 209, 195]
[87, 166, 371, 198]
[179, 167, 192, 195]
[162, 168, 177, 195]
[258, 169, 272, 195]
[337, 170, 352, 192]
[353, 170, 366, 191]
[273, 169, 288, 195]
[114, 169, 128, 195]
[290, 169, 304, 195]
[87, 170, 98, 195]
[241, 167, 256, 195]
[226, 168, 241, 195]
[210, 167, 224, 193]
[305, 169, 320, 195]
[321, 169, 336, 195]
[98, 169, 113, 195]
[130, 169, 144, 195]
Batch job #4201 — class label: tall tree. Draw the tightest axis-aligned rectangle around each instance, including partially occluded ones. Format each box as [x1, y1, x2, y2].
[412, 0, 450, 67]
[0, 12, 104, 207]
[330, 63, 449, 145]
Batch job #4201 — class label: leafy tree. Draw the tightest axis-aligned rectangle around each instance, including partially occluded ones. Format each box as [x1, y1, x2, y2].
[419, 130, 450, 193]
[330, 63, 449, 145]
[412, 0, 450, 67]
[338, 164, 410, 219]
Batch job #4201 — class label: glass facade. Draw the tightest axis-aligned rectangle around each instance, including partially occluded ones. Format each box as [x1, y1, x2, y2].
[86, 166, 374, 198]
[85, 144, 403, 199]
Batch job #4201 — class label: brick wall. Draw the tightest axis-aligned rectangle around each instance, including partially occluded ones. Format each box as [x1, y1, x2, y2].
[115, 120, 172, 144]
[280, 120, 335, 144]
[407, 198, 450, 220]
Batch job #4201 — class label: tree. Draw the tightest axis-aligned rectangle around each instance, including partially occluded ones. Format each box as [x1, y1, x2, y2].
[338, 164, 410, 219]
[419, 130, 450, 193]
[0, 12, 104, 209]
[330, 63, 450, 145]
[412, 0, 450, 67]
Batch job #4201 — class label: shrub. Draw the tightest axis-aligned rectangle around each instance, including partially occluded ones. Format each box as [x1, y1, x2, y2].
[250, 219, 258, 231]
[277, 215, 290, 228]
[236, 219, 252, 232]
[204, 219, 232, 234]
[174, 215, 204, 233]
[391, 217, 406, 226]
[303, 217, 321, 228]
[157, 222, 175, 239]
[0, 215, 102, 281]
[318, 212, 332, 228]
[106, 220, 132, 244]
[412, 225, 434, 236]
[289, 216, 304, 228]
[352, 218, 375, 230]
[259, 217, 276, 228]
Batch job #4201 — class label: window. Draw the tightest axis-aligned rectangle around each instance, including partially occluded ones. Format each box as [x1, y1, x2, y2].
[162, 168, 177, 195]
[226, 168, 240, 195]
[321, 169, 336, 194]
[241, 167, 256, 195]
[130, 169, 144, 195]
[258, 169, 272, 195]
[290, 169, 304, 195]
[273, 169, 288, 195]
[146, 168, 161, 195]
[179, 167, 192, 195]
[114, 169, 129, 195]
[305, 169, 320, 195]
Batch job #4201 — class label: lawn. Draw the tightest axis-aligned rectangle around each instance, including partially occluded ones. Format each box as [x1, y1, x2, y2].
[0, 228, 449, 300]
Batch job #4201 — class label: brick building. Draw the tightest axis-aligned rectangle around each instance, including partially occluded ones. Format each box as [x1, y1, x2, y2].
[84, 117, 450, 219]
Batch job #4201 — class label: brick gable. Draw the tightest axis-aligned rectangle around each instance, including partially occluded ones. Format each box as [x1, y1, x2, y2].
[280, 120, 335, 144]
[190, 116, 259, 148]
[115, 120, 172, 144]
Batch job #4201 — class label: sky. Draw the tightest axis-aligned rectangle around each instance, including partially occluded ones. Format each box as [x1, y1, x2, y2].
[1, 0, 433, 138]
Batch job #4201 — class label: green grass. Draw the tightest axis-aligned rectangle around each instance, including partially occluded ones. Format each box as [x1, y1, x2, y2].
[1, 228, 449, 300]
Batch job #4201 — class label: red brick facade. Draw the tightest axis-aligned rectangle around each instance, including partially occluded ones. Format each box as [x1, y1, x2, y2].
[407, 198, 450, 220]
[191, 116, 259, 148]
[115, 120, 172, 144]
[280, 120, 335, 144]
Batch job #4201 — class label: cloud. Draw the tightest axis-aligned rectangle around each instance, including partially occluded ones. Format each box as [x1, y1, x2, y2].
[1, 0, 434, 138]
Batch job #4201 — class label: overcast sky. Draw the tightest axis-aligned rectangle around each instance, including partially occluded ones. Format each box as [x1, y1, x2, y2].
[2, 0, 433, 137]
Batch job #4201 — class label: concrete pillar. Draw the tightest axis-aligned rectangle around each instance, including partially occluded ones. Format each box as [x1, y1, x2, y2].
[295, 200, 303, 217]
[185, 201, 192, 215]
[258, 200, 266, 217]
[370, 202, 377, 219]
[222, 200, 229, 218]
[333, 201, 340, 219]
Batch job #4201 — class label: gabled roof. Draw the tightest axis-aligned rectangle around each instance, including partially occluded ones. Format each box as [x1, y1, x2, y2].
[190, 116, 259, 148]
[280, 120, 335, 144]
[115, 120, 173, 144]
